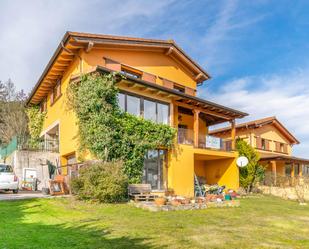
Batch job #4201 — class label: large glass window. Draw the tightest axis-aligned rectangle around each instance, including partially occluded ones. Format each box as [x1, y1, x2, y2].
[117, 92, 169, 124]
[304, 165, 309, 176]
[143, 150, 166, 190]
[294, 164, 300, 176]
[127, 95, 140, 116]
[157, 103, 169, 124]
[144, 100, 156, 122]
[285, 164, 292, 176]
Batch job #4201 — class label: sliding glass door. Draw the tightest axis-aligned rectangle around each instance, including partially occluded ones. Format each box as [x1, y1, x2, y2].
[143, 150, 166, 190]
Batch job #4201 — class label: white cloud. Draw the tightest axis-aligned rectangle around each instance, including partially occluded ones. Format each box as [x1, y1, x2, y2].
[200, 69, 309, 158]
[0, 0, 173, 92]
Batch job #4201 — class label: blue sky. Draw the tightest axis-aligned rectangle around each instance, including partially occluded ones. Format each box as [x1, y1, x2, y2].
[0, 0, 308, 157]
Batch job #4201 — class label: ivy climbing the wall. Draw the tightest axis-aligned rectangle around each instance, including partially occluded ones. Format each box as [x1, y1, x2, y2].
[67, 73, 176, 183]
[26, 106, 46, 147]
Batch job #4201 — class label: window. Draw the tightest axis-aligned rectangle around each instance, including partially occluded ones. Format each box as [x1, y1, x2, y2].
[66, 153, 77, 165]
[280, 143, 284, 152]
[294, 164, 300, 176]
[117, 92, 169, 124]
[40, 98, 47, 112]
[285, 164, 292, 176]
[121, 66, 142, 79]
[304, 165, 309, 176]
[261, 139, 266, 150]
[127, 95, 141, 116]
[51, 80, 61, 105]
[173, 84, 185, 93]
[157, 103, 169, 124]
[144, 99, 156, 122]
[118, 93, 125, 111]
[143, 150, 166, 190]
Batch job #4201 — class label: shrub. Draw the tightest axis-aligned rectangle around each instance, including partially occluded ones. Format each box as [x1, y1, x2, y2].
[71, 161, 128, 203]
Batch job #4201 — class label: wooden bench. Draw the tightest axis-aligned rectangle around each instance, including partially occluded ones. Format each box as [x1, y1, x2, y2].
[128, 184, 158, 202]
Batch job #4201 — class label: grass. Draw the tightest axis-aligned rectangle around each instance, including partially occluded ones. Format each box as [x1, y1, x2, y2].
[0, 196, 308, 249]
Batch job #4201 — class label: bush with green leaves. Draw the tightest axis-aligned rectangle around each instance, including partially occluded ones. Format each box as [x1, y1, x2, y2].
[67, 73, 176, 183]
[71, 161, 128, 203]
[236, 138, 265, 192]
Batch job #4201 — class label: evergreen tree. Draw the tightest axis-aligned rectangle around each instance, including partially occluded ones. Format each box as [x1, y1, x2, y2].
[236, 138, 265, 192]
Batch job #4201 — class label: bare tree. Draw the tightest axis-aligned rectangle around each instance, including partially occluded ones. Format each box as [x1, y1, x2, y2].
[0, 79, 28, 146]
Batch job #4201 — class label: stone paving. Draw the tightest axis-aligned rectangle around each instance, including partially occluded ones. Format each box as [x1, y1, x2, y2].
[0, 191, 48, 201]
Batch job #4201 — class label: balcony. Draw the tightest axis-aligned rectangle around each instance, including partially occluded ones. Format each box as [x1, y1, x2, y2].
[178, 128, 233, 152]
[19, 138, 59, 153]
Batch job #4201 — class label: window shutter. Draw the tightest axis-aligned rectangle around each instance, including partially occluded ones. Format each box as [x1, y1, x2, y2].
[283, 144, 288, 153]
[275, 142, 280, 152]
[256, 137, 262, 149]
[50, 92, 54, 105]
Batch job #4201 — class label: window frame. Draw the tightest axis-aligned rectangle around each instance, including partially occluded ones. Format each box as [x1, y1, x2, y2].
[40, 97, 47, 112]
[50, 79, 62, 106]
[280, 143, 284, 153]
[261, 138, 266, 150]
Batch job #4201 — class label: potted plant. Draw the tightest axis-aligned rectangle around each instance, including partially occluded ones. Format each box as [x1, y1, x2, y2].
[154, 196, 167, 206]
[181, 198, 191, 205]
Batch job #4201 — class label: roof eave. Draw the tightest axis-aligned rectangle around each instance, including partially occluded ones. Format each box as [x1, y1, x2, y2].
[26, 31, 72, 106]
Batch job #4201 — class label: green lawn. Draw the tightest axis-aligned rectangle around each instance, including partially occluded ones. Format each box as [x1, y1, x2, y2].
[0, 196, 308, 249]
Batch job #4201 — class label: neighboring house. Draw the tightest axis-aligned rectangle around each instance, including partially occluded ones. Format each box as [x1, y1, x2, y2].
[26, 32, 248, 197]
[209, 117, 309, 180]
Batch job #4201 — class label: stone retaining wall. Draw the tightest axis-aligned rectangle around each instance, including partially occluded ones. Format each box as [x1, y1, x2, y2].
[6, 150, 59, 190]
[258, 185, 309, 202]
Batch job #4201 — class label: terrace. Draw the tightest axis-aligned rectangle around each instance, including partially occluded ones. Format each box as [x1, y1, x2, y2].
[175, 106, 235, 152]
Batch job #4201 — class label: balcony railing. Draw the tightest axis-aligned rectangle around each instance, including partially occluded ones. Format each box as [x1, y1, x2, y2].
[19, 139, 59, 153]
[178, 128, 233, 152]
[178, 128, 194, 145]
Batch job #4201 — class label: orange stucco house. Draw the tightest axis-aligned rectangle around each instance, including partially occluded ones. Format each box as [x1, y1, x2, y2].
[26, 31, 248, 197]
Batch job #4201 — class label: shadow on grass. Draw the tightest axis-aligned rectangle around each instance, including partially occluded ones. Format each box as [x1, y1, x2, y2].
[0, 199, 164, 249]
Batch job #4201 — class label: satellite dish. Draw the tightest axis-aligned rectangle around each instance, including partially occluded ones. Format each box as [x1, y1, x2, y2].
[236, 156, 249, 167]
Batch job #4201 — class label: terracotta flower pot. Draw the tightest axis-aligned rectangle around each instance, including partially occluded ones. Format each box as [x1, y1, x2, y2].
[181, 198, 191, 205]
[171, 199, 181, 206]
[197, 197, 205, 204]
[154, 197, 167, 206]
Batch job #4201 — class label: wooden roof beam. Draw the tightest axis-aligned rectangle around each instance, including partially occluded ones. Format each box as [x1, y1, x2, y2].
[48, 72, 62, 77]
[53, 65, 68, 69]
[50, 68, 66, 72]
[85, 41, 94, 53]
[165, 47, 174, 55]
[175, 101, 233, 120]
[59, 54, 74, 60]
[195, 72, 203, 81]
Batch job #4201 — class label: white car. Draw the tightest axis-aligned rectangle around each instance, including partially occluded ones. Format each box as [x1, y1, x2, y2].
[0, 164, 19, 193]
